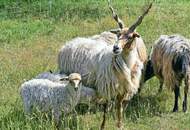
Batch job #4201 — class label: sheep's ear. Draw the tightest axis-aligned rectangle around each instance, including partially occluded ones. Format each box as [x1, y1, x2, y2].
[49, 70, 53, 73]
[60, 76, 69, 81]
[82, 72, 90, 77]
[132, 32, 140, 38]
[110, 28, 121, 34]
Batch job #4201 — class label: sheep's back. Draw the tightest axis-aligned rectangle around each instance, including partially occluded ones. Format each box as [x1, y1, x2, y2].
[35, 72, 67, 83]
[90, 31, 117, 45]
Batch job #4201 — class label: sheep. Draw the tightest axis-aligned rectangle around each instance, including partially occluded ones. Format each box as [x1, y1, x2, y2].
[35, 70, 66, 82]
[20, 73, 82, 127]
[144, 34, 190, 112]
[57, 2, 152, 129]
[35, 71, 104, 111]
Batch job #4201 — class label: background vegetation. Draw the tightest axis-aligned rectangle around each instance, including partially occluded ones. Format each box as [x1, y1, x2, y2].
[0, 0, 190, 129]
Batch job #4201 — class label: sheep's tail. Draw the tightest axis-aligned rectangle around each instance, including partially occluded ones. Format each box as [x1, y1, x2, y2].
[172, 49, 190, 78]
[172, 49, 190, 96]
[182, 51, 190, 89]
[185, 64, 190, 94]
[181, 50, 190, 111]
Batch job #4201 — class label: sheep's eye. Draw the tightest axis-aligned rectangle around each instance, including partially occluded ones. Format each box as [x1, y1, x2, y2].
[126, 36, 134, 43]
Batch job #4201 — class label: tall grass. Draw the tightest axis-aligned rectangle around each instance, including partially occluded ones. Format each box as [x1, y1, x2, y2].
[0, 0, 190, 129]
[1, 0, 190, 20]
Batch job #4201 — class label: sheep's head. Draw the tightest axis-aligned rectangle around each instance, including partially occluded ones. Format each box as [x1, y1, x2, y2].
[60, 73, 82, 91]
[144, 59, 155, 82]
[111, 27, 140, 55]
[108, 0, 152, 55]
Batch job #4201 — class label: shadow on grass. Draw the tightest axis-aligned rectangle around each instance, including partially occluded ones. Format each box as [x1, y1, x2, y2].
[75, 91, 170, 122]
[124, 93, 167, 121]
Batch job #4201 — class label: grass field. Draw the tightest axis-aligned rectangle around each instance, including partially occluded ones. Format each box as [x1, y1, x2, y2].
[0, 0, 190, 129]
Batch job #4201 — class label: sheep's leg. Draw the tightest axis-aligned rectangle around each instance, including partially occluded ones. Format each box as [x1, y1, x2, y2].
[183, 77, 189, 112]
[183, 88, 188, 112]
[23, 100, 32, 115]
[173, 85, 180, 112]
[116, 95, 125, 129]
[122, 100, 129, 111]
[158, 80, 163, 93]
[100, 102, 108, 130]
[53, 109, 62, 129]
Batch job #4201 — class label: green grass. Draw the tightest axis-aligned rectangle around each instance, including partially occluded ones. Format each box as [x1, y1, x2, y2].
[1, 0, 190, 129]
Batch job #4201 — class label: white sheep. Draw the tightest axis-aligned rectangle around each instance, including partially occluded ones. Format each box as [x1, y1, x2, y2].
[58, 3, 152, 129]
[20, 73, 82, 127]
[35, 71, 103, 110]
[144, 34, 190, 112]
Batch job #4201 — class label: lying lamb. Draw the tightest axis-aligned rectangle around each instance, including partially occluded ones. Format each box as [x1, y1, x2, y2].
[20, 73, 82, 127]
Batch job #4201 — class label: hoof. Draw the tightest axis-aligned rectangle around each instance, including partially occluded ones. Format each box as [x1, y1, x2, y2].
[100, 126, 105, 130]
[116, 122, 124, 130]
[172, 107, 178, 112]
[116, 126, 125, 130]
[100, 123, 105, 130]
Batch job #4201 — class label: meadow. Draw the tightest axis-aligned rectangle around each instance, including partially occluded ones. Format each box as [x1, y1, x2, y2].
[0, 0, 190, 129]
